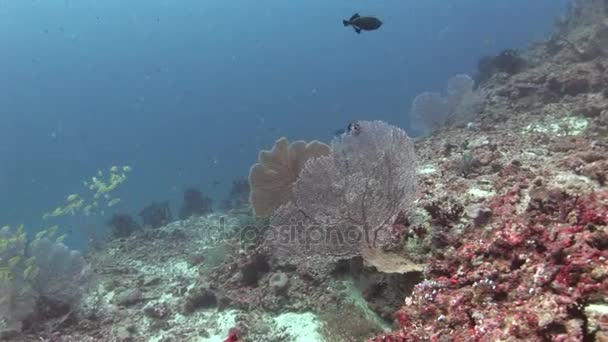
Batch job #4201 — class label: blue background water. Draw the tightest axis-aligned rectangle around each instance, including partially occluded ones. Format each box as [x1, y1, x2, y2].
[0, 0, 568, 248]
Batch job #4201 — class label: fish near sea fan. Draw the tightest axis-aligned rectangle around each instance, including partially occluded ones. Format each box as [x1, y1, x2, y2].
[248, 137, 331, 217]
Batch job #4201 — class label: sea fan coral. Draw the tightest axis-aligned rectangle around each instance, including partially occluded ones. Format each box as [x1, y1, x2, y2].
[410, 74, 480, 133]
[107, 213, 140, 238]
[248, 137, 331, 217]
[220, 180, 250, 211]
[139, 201, 172, 228]
[0, 233, 86, 334]
[179, 187, 213, 219]
[268, 121, 417, 274]
[447, 73, 475, 108]
[410, 92, 450, 133]
[29, 237, 87, 306]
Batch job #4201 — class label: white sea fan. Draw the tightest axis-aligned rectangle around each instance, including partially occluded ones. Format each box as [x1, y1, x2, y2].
[410, 92, 450, 132]
[0, 236, 87, 332]
[29, 238, 87, 305]
[268, 121, 417, 273]
[410, 74, 482, 134]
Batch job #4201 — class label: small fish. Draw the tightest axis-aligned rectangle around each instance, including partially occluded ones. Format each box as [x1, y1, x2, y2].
[342, 13, 382, 34]
[213, 180, 221, 185]
[334, 128, 346, 136]
[347, 121, 362, 136]
[56, 234, 67, 243]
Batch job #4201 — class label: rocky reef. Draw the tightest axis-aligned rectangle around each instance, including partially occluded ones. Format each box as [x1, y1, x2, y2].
[374, 0, 608, 340]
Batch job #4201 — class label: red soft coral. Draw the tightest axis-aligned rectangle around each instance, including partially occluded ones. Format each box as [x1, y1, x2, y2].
[372, 190, 608, 341]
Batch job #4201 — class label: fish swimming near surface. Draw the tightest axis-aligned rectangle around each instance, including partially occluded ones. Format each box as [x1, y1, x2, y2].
[342, 13, 382, 34]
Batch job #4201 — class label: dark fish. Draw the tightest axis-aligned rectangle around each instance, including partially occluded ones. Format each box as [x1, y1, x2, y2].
[347, 121, 362, 136]
[335, 121, 362, 136]
[342, 13, 382, 34]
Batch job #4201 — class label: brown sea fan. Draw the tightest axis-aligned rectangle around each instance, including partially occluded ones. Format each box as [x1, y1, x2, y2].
[248, 137, 331, 217]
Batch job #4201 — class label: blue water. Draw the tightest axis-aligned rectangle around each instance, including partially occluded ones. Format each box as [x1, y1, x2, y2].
[0, 0, 568, 248]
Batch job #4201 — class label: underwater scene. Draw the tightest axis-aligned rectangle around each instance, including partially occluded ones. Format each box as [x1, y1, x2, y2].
[1, 0, 608, 341]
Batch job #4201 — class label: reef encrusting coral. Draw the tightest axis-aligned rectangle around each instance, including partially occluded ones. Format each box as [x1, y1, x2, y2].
[372, 189, 608, 341]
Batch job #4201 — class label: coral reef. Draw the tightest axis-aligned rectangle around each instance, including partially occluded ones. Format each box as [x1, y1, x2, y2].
[373, 1, 608, 339]
[7, 1, 608, 341]
[373, 190, 608, 341]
